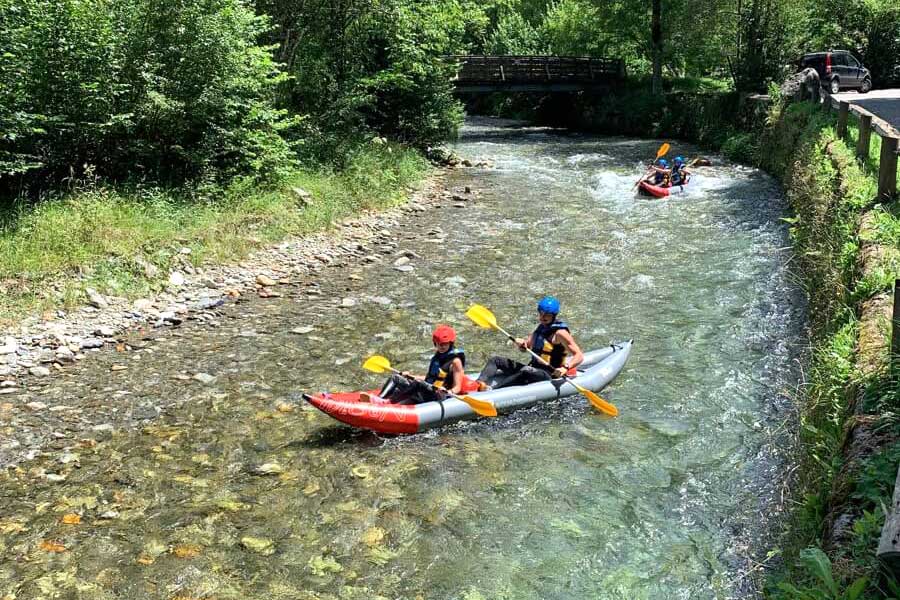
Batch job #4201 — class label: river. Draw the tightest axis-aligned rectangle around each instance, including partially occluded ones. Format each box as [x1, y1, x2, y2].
[0, 118, 805, 599]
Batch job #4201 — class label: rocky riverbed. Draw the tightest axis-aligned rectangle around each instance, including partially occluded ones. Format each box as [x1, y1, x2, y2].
[0, 169, 489, 468]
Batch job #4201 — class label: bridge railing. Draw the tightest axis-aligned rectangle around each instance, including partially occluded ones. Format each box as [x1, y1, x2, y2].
[446, 55, 626, 86]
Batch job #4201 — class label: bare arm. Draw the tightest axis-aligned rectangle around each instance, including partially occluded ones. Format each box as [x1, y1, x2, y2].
[448, 358, 465, 394]
[555, 330, 584, 372]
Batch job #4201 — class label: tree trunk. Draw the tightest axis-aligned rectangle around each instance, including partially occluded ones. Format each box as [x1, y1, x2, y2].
[651, 0, 662, 94]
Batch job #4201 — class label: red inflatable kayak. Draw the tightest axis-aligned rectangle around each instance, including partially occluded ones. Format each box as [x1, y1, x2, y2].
[638, 181, 671, 197]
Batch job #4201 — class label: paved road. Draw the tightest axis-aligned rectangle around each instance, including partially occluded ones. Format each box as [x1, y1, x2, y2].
[834, 88, 900, 135]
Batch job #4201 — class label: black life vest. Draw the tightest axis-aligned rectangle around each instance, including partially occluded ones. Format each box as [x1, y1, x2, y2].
[671, 165, 687, 186]
[530, 321, 570, 371]
[426, 347, 466, 389]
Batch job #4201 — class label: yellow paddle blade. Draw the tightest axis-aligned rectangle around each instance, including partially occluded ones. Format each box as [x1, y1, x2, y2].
[362, 355, 392, 374]
[656, 143, 671, 160]
[458, 395, 498, 418]
[573, 383, 618, 417]
[465, 304, 498, 330]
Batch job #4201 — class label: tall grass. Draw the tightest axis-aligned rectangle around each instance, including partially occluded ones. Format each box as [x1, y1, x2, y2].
[0, 145, 429, 323]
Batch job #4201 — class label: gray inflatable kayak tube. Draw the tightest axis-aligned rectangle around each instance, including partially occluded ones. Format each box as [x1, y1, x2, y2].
[413, 339, 632, 432]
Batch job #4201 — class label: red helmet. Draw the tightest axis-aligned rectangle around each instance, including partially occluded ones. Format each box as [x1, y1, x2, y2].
[432, 325, 456, 344]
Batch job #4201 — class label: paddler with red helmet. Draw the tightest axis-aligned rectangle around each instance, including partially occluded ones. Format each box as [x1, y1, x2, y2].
[376, 324, 479, 405]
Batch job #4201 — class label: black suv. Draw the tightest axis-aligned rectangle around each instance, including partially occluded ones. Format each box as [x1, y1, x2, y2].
[798, 50, 872, 94]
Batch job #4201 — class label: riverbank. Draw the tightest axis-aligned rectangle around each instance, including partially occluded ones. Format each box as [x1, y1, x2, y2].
[758, 101, 900, 597]
[0, 146, 495, 388]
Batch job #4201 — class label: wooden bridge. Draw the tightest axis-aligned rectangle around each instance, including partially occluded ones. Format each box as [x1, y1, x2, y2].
[448, 55, 626, 93]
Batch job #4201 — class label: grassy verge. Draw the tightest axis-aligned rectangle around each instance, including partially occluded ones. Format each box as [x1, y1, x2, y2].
[0, 144, 430, 324]
[757, 102, 900, 599]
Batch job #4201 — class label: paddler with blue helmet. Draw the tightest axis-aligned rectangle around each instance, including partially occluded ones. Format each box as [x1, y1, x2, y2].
[670, 155, 691, 186]
[475, 296, 585, 390]
[644, 157, 670, 186]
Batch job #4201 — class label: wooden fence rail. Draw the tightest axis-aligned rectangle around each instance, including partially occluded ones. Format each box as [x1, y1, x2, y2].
[820, 91, 899, 201]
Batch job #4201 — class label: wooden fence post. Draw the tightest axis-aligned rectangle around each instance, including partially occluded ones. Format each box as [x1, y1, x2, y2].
[879, 463, 900, 573]
[857, 114, 873, 161]
[893, 279, 900, 370]
[879, 135, 899, 201]
[837, 102, 850, 139]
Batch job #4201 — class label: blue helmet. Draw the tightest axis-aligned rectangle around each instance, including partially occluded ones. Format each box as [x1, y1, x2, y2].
[538, 296, 560, 315]
[674, 155, 685, 165]
[657, 158, 669, 168]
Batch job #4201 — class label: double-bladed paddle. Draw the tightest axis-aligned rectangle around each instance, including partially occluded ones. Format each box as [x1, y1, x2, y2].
[362, 355, 498, 418]
[632, 142, 671, 190]
[465, 304, 619, 417]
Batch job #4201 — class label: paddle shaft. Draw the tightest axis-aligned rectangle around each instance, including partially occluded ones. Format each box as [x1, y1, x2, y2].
[388, 366, 470, 403]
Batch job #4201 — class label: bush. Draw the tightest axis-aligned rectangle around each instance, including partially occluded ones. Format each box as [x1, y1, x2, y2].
[0, 0, 296, 192]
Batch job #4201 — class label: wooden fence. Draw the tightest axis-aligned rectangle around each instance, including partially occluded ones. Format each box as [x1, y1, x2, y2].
[819, 90, 899, 201]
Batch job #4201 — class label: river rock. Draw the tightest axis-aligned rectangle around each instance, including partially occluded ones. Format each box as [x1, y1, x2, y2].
[168, 271, 185, 287]
[196, 298, 225, 311]
[29, 366, 51, 377]
[133, 298, 154, 311]
[393, 256, 410, 267]
[135, 257, 159, 278]
[241, 536, 275, 555]
[291, 187, 312, 207]
[291, 326, 315, 335]
[192, 373, 216, 385]
[94, 326, 116, 338]
[0, 337, 18, 355]
[340, 298, 357, 308]
[26, 401, 47, 410]
[36, 349, 56, 364]
[80, 338, 105, 350]
[85, 288, 109, 309]
[393, 264, 415, 273]
[55, 347, 75, 364]
[252, 463, 284, 475]
[0, 380, 16, 388]
[256, 274, 277, 287]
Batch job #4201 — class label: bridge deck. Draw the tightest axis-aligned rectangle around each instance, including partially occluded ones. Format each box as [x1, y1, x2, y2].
[448, 55, 625, 92]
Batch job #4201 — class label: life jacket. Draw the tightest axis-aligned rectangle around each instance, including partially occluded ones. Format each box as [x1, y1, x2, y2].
[426, 347, 466, 390]
[530, 321, 570, 371]
[652, 169, 670, 186]
[671, 166, 688, 186]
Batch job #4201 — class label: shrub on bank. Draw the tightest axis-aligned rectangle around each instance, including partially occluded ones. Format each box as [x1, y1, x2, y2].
[0, 0, 296, 193]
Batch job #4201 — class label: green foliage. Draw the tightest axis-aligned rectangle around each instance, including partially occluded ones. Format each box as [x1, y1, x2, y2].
[540, 0, 600, 56]
[0, 0, 297, 188]
[774, 548, 868, 600]
[0, 144, 428, 321]
[260, 0, 484, 162]
[485, 9, 543, 55]
[721, 132, 759, 163]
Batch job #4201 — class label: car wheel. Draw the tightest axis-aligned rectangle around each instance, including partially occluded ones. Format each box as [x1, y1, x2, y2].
[859, 77, 871, 93]
[829, 78, 841, 94]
